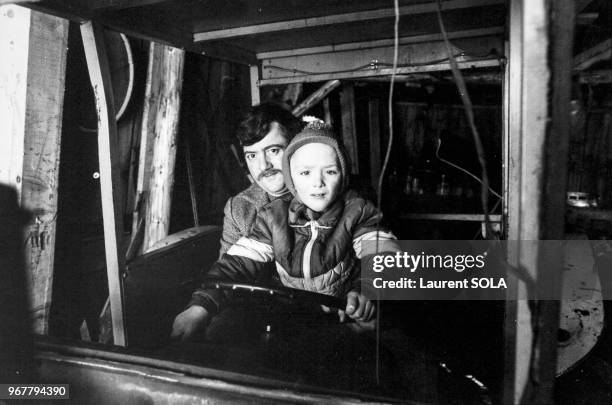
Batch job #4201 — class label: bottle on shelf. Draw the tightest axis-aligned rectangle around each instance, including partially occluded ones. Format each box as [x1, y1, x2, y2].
[404, 173, 413, 195]
[404, 166, 415, 195]
[436, 174, 450, 196]
[412, 176, 423, 195]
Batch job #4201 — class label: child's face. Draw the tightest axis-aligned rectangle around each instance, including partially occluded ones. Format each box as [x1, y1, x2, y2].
[290, 143, 342, 212]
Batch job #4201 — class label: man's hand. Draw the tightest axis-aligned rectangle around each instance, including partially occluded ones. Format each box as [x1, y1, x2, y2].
[170, 305, 210, 342]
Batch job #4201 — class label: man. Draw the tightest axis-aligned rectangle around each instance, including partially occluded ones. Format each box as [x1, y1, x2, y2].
[219, 102, 304, 257]
[171, 103, 302, 342]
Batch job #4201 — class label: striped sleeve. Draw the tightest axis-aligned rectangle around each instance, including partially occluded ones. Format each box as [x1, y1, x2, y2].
[351, 200, 400, 259]
[227, 236, 274, 262]
[188, 210, 276, 316]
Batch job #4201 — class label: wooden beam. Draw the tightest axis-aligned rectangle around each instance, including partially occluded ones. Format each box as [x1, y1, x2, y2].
[249, 65, 260, 106]
[395, 101, 499, 109]
[531, 0, 574, 401]
[503, 3, 522, 402]
[507, 0, 547, 400]
[193, 41, 257, 66]
[1, 5, 68, 335]
[21, 9, 68, 336]
[97, 10, 191, 51]
[27, 1, 256, 65]
[368, 100, 381, 192]
[24, 1, 255, 67]
[259, 35, 503, 84]
[502, 36, 510, 247]
[578, 69, 612, 84]
[340, 83, 358, 174]
[401, 213, 503, 222]
[194, 0, 506, 42]
[573, 39, 612, 71]
[81, 21, 127, 346]
[141, 43, 184, 253]
[257, 26, 505, 60]
[292, 80, 340, 117]
[504, 0, 573, 402]
[133, 44, 158, 239]
[25, 1, 90, 23]
[87, 0, 167, 10]
[323, 98, 332, 125]
[259, 58, 501, 86]
[27, 1, 195, 51]
[0, 0, 39, 4]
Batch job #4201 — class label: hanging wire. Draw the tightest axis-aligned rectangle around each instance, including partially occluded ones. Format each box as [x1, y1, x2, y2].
[373, 0, 400, 387]
[377, 8, 400, 214]
[435, 0, 493, 239]
[435, 138, 502, 200]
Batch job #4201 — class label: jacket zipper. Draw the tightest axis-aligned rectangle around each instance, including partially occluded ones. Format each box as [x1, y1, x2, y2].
[302, 221, 318, 290]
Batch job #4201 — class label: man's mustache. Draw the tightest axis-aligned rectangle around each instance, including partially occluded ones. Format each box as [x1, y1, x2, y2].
[258, 169, 282, 181]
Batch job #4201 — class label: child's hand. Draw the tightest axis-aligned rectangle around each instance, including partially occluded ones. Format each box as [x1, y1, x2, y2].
[170, 305, 210, 342]
[340, 290, 376, 322]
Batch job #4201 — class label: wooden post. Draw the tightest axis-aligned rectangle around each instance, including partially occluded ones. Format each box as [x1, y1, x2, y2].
[291, 79, 340, 117]
[340, 83, 359, 174]
[0, 5, 68, 335]
[81, 21, 127, 346]
[573, 39, 612, 71]
[132, 43, 158, 239]
[323, 98, 333, 125]
[140, 42, 184, 253]
[537, 0, 574, 399]
[21, 10, 69, 336]
[368, 99, 381, 192]
[249, 64, 260, 106]
[504, 1, 525, 399]
[504, 0, 574, 402]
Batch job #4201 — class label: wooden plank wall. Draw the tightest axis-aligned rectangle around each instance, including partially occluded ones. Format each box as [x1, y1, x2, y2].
[21, 11, 69, 335]
[0, 5, 69, 335]
[340, 83, 359, 174]
[139, 43, 185, 253]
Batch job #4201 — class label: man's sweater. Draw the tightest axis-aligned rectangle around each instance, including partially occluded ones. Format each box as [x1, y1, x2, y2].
[219, 183, 290, 258]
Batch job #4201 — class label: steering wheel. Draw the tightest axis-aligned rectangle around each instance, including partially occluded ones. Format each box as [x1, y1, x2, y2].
[201, 281, 348, 310]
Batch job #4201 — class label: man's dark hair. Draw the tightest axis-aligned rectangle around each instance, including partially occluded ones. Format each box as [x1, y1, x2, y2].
[236, 102, 304, 146]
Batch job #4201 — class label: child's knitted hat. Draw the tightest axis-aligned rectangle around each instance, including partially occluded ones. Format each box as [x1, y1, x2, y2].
[282, 120, 350, 197]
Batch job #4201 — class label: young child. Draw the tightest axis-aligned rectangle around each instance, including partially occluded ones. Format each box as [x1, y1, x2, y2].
[172, 121, 397, 341]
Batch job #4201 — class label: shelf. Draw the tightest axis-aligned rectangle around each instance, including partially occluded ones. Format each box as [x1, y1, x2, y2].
[401, 213, 502, 222]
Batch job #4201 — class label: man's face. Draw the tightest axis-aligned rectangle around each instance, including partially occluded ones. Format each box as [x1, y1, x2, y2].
[243, 122, 288, 195]
[290, 143, 342, 213]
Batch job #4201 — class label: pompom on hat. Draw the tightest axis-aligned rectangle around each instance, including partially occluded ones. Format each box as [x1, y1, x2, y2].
[282, 120, 351, 197]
